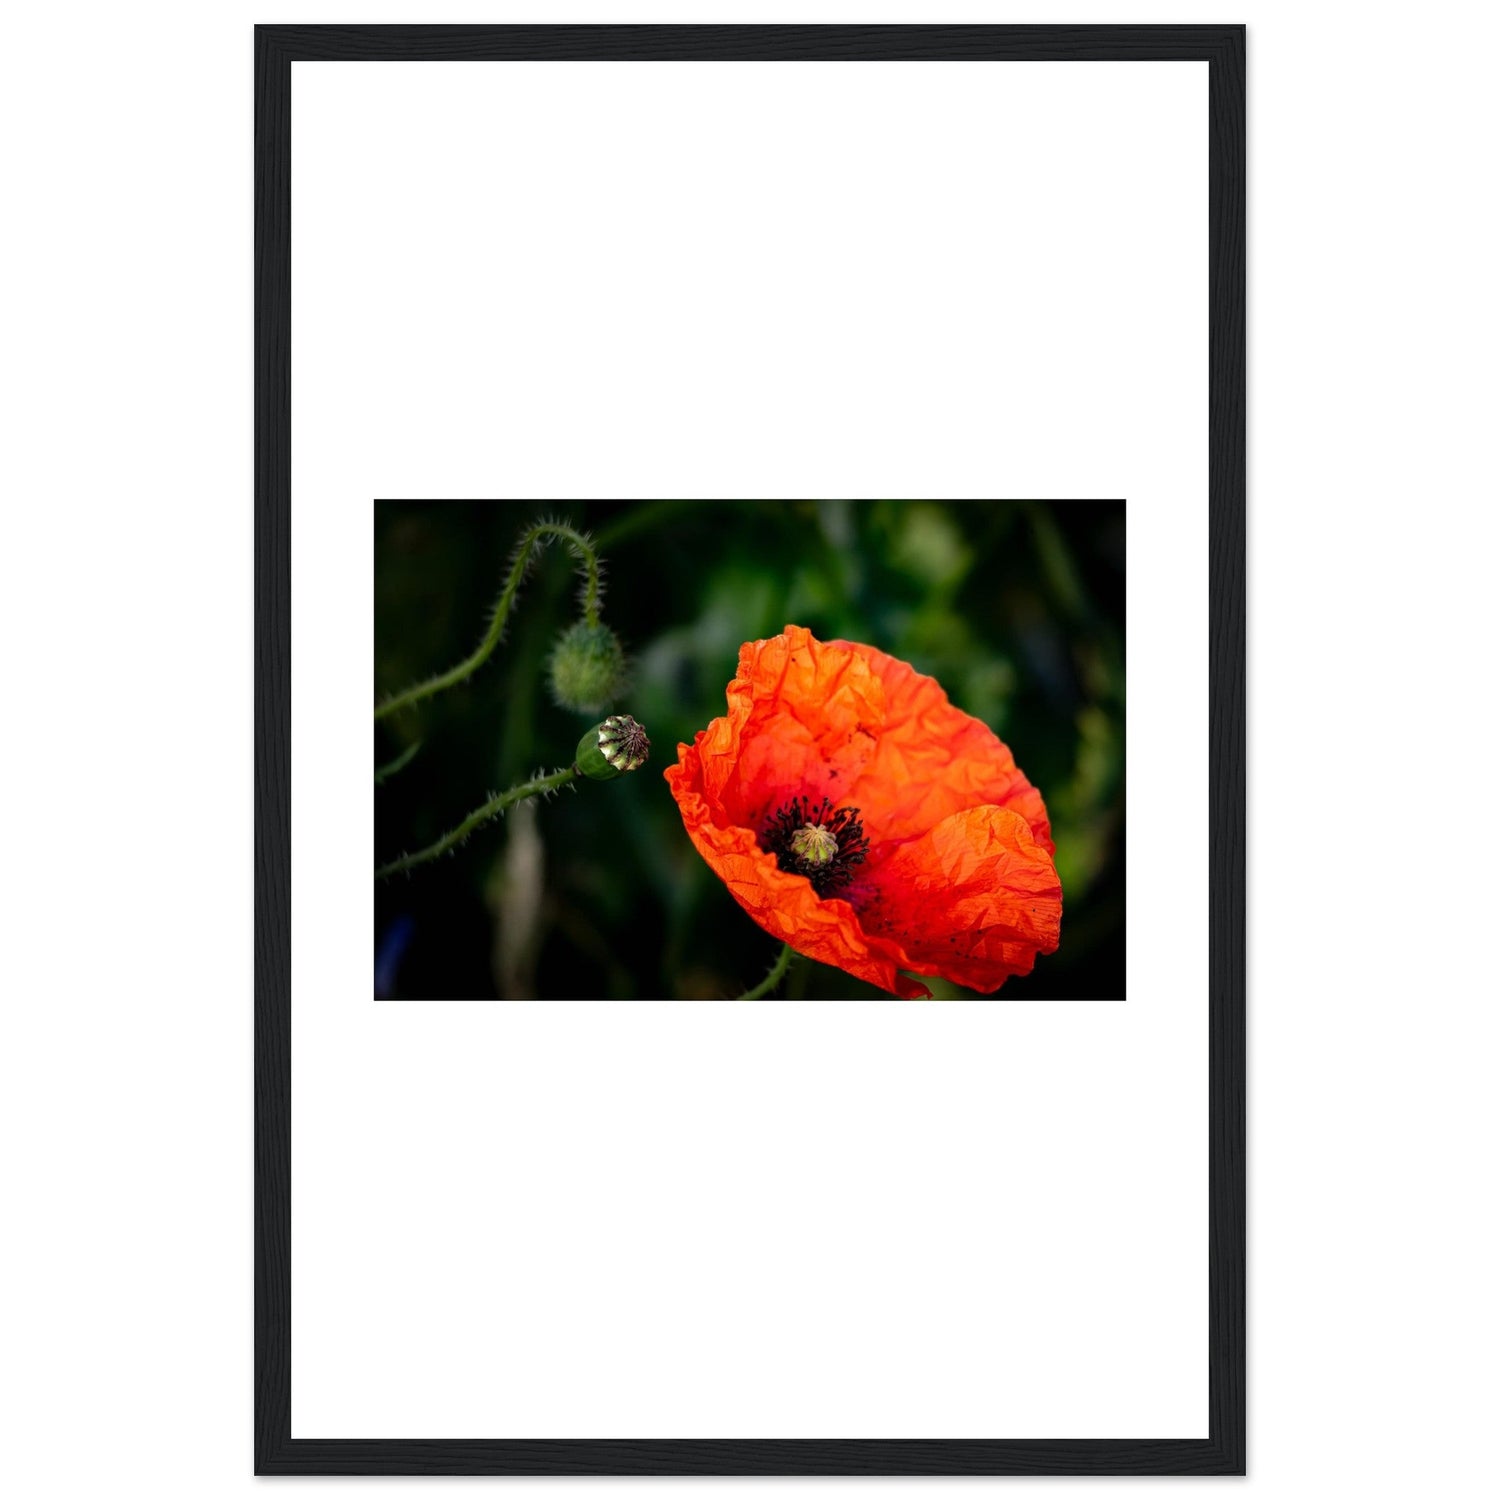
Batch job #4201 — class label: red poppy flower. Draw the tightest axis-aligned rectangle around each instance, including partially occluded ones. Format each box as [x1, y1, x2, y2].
[664, 625, 1062, 998]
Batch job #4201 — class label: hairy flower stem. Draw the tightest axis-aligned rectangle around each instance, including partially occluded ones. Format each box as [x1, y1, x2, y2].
[375, 522, 602, 722]
[375, 765, 579, 880]
[736, 942, 796, 1001]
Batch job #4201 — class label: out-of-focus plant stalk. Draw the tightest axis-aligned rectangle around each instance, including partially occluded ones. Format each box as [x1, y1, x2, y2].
[373, 740, 422, 785]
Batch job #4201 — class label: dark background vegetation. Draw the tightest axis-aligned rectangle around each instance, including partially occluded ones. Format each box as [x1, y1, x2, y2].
[375, 500, 1125, 1000]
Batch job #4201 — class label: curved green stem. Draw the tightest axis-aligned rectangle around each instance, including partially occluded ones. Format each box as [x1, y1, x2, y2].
[375, 521, 602, 722]
[376, 765, 579, 880]
[374, 740, 422, 786]
[736, 942, 796, 1001]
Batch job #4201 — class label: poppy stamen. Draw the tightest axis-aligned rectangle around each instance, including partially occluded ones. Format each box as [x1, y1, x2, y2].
[761, 795, 870, 897]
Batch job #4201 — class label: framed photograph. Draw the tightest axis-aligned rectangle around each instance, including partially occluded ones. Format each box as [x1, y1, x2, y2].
[257, 23, 1244, 1476]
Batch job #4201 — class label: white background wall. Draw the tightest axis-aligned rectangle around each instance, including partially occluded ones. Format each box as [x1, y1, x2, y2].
[3, 1, 1496, 1497]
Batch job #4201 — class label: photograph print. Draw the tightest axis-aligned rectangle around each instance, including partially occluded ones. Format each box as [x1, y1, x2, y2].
[374, 499, 1125, 1002]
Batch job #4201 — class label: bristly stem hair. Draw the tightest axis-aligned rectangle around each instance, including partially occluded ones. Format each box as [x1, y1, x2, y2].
[374, 520, 603, 722]
[736, 941, 797, 1001]
[375, 764, 579, 879]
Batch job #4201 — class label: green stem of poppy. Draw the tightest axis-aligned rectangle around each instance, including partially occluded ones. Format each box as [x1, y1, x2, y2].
[374, 740, 422, 786]
[375, 521, 602, 722]
[375, 764, 579, 880]
[736, 942, 797, 1001]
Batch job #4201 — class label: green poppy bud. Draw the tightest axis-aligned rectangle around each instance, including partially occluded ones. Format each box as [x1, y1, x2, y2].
[548, 621, 628, 714]
[575, 715, 650, 781]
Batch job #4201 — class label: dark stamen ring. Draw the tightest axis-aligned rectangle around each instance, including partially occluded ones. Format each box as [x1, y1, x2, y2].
[760, 795, 871, 897]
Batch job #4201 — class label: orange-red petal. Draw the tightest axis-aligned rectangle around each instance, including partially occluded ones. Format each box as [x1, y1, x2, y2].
[856, 805, 1063, 992]
[831, 637, 1054, 854]
[667, 745, 929, 995]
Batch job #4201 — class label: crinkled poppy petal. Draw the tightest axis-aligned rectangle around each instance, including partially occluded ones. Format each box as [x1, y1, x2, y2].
[666, 740, 930, 997]
[665, 624, 1060, 999]
[856, 804, 1063, 992]
[701, 627, 888, 829]
[830, 637, 1054, 854]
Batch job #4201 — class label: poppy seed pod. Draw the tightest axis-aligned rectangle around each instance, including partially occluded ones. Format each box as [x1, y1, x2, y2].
[548, 621, 627, 714]
[575, 715, 651, 781]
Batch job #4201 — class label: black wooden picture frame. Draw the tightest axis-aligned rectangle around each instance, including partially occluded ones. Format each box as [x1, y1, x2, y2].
[255, 23, 1244, 1476]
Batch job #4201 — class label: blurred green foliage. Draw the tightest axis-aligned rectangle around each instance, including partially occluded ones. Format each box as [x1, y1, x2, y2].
[374, 500, 1125, 1000]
